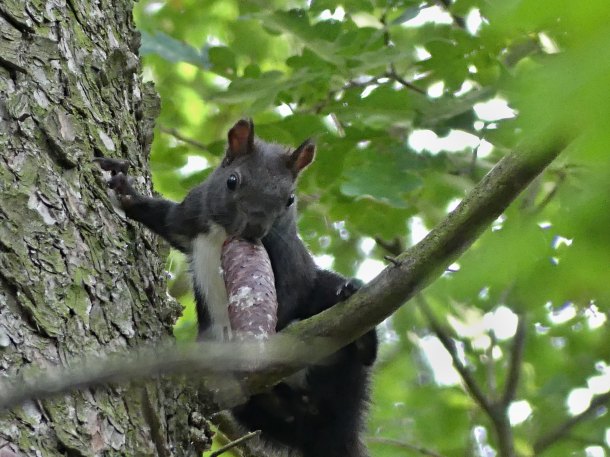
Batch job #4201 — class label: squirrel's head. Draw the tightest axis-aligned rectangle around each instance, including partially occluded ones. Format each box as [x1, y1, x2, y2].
[207, 119, 315, 240]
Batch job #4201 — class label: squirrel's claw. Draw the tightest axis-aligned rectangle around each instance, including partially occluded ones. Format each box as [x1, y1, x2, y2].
[336, 279, 363, 301]
[92, 157, 130, 175]
[107, 173, 134, 198]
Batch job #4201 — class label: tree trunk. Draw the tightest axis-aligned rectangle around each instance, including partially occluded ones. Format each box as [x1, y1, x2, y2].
[0, 1, 207, 455]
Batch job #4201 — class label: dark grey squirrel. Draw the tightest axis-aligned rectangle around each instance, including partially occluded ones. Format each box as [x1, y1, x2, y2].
[94, 119, 377, 457]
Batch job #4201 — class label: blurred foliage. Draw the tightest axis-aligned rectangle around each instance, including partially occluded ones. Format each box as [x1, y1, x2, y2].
[134, 1, 609, 456]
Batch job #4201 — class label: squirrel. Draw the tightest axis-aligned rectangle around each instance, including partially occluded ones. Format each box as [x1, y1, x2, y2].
[94, 119, 378, 457]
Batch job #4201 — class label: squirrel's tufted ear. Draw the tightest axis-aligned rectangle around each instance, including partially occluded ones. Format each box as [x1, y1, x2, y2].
[225, 119, 254, 165]
[288, 139, 315, 175]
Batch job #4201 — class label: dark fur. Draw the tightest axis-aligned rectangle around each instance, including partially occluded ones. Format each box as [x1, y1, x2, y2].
[94, 120, 377, 457]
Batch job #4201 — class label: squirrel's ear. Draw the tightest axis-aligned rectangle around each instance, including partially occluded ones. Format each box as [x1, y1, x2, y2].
[288, 139, 315, 175]
[225, 119, 254, 164]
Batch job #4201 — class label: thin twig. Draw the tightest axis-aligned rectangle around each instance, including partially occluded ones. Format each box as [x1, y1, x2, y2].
[417, 297, 495, 417]
[418, 297, 516, 457]
[434, 0, 466, 29]
[484, 331, 498, 397]
[210, 411, 260, 457]
[158, 125, 209, 151]
[386, 66, 427, 95]
[209, 430, 261, 457]
[470, 139, 482, 178]
[310, 76, 382, 114]
[330, 113, 345, 137]
[374, 236, 404, 257]
[381, 11, 426, 95]
[384, 255, 401, 266]
[533, 170, 566, 213]
[368, 436, 446, 457]
[501, 315, 526, 406]
[534, 391, 610, 455]
[380, 12, 391, 45]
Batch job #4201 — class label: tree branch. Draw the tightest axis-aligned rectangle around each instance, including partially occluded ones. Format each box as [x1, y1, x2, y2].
[380, 12, 426, 95]
[501, 315, 526, 407]
[0, 138, 568, 412]
[534, 391, 610, 454]
[385, 66, 426, 94]
[489, 408, 516, 457]
[210, 411, 261, 457]
[418, 297, 494, 416]
[287, 137, 568, 345]
[158, 125, 209, 151]
[374, 236, 404, 257]
[0, 337, 333, 412]
[419, 297, 518, 457]
[484, 331, 498, 396]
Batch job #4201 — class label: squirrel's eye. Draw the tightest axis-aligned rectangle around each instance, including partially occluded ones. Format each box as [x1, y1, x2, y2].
[227, 174, 239, 190]
[286, 194, 295, 207]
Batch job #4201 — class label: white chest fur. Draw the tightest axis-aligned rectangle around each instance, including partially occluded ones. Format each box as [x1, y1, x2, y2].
[191, 224, 231, 340]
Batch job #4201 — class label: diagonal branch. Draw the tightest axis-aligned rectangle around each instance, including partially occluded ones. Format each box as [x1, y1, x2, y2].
[534, 391, 610, 454]
[0, 137, 569, 412]
[385, 66, 426, 94]
[158, 125, 209, 151]
[288, 137, 569, 344]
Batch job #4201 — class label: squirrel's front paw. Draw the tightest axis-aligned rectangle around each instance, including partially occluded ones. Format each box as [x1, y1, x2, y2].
[93, 158, 136, 209]
[107, 172, 130, 194]
[336, 279, 363, 301]
[92, 157, 130, 175]
[107, 173, 137, 209]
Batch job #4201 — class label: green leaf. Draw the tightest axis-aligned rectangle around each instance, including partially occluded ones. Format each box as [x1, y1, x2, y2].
[341, 166, 421, 208]
[208, 71, 283, 105]
[391, 5, 423, 25]
[340, 145, 423, 208]
[347, 47, 414, 73]
[208, 46, 237, 75]
[331, 85, 416, 127]
[256, 9, 346, 66]
[414, 87, 495, 128]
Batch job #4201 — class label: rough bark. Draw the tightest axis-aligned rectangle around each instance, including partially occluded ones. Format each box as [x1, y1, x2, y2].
[0, 1, 207, 455]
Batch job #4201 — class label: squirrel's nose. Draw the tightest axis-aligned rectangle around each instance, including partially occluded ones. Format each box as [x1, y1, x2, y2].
[248, 209, 266, 220]
[242, 223, 266, 241]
